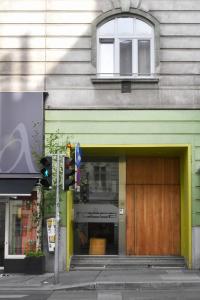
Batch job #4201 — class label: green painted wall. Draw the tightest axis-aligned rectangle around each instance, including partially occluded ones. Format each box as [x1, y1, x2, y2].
[45, 110, 200, 226]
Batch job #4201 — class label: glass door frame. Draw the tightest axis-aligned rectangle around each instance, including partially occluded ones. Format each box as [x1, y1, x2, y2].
[0, 198, 7, 267]
[73, 156, 127, 256]
[118, 156, 126, 255]
[74, 157, 121, 256]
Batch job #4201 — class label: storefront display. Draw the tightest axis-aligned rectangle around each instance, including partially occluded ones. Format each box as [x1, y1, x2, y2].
[8, 199, 37, 255]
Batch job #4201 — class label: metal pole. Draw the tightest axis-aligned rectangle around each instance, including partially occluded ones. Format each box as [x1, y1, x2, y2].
[54, 152, 60, 284]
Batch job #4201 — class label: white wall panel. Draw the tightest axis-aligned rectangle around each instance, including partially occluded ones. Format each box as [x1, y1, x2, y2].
[145, 0, 200, 11]
[0, 12, 45, 23]
[46, 12, 100, 24]
[161, 37, 200, 49]
[161, 24, 200, 36]
[0, 75, 44, 91]
[46, 37, 91, 49]
[0, 37, 45, 49]
[0, 49, 45, 61]
[0, 62, 45, 75]
[47, 0, 99, 11]
[46, 75, 93, 89]
[161, 50, 200, 62]
[152, 11, 200, 24]
[46, 62, 95, 75]
[161, 62, 200, 75]
[0, 0, 45, 11]
[0, 0, 200, 107]
[46, 49, 91, 62]
[0, 24, 45, 36]
[46, 24, 91, 37]
[160, 75, 200, 87]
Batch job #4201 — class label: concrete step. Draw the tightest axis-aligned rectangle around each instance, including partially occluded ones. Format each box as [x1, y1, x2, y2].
[70, 255, 186, 270]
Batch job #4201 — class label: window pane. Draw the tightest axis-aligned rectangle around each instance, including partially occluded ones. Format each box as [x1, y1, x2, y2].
[94, 166, 100, 182]
[118, 18, 133, 35]
[138, 40, 151, 75]
[98, 19, 115, 35]
[9, 200, 37, 255]
[99, 41, 114, 76]
[135, 19, 153, 35]
[120, 40, 132, 76]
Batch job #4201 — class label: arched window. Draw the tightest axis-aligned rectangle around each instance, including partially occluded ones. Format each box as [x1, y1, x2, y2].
[97, 17, 155, 78]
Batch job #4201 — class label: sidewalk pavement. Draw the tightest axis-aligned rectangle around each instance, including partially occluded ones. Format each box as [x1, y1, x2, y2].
[0, 268, 200, 291]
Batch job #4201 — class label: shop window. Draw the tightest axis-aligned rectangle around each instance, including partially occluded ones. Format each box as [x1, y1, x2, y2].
[8, 199, 37, 255]
[97, 17, 155, 77]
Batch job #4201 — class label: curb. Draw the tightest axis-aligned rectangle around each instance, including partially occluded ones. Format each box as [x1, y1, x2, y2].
[52, 280, 200, 291]
[1, 280, 200, 291]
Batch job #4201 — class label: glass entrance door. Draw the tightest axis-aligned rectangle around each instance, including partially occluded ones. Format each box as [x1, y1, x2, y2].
[74, 158, 119, 255]
[0, 203, 5, 267]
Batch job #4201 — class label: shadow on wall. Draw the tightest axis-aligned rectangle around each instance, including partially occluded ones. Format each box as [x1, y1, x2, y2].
[0, 0, 150, 272]
[0, 0, 150, 94]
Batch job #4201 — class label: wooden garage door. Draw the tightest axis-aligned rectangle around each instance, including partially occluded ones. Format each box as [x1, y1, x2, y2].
[126, 158, 180, 256]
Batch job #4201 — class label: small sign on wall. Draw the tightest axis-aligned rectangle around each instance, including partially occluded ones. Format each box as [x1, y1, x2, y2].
[47, 218, 56, 253]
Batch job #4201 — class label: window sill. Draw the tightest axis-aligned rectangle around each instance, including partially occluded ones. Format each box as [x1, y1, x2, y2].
[91, 76, 159, 84]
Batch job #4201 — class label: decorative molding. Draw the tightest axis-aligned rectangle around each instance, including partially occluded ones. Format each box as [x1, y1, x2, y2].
[130, 0, 142, 9]
[121, 0, 131, 11]
[100, 0, 144, 12]
[111, 0, 120, 9]
[101, 0, 114, 13]
[137, 0, 143, 9]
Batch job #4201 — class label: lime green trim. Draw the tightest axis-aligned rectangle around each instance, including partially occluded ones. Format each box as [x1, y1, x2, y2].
[180, 147, 192, 268]
[79, 143, 192, 268]
[66, 191, 73, 271]
[188, 145, 192, 268]
[65, 144, 192, 269]
[79, 144, 188, 156]
[81, 144, 190, 148]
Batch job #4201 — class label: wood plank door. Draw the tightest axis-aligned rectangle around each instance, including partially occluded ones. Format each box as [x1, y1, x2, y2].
[126, 157, 180, 256]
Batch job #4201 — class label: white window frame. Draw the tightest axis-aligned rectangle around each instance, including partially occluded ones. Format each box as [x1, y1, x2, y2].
[98, 39, 115, 77]
[97, 17, 155, 78]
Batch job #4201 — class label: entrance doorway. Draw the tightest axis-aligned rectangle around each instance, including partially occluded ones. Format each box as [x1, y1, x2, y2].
[67, 145, 191, 269]
[126, 157, 180, 256]
[0, 202, 5, 267]
[74, 158, 119, 255]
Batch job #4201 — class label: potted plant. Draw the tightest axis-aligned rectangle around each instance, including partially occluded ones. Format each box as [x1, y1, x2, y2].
[24, 249, 45, 274]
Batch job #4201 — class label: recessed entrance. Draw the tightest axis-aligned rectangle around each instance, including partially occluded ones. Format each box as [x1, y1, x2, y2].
[67, 145, 191, 270]
[126, 157, 180, 255]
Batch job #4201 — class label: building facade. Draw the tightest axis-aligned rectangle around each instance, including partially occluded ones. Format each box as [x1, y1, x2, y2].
[1, 0, 200, 271]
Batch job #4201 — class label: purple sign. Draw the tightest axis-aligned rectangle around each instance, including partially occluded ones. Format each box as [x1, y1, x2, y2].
[0, 92, 44, 174]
